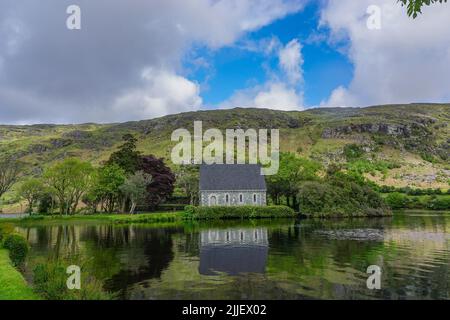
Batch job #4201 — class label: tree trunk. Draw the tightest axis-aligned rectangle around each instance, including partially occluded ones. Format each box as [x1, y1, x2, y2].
[27, 199, 33, 214]
[292, 196, 298, 211]
[129, 202, 136, 214]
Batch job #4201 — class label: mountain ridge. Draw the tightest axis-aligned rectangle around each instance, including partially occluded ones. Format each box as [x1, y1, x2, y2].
[0, 104, 449, 208]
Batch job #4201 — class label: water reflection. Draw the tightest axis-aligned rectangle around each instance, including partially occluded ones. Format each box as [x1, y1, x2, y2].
[15, 213, 450, 300]
[199, 228, 268, 275]
[104, 228, 176, 298]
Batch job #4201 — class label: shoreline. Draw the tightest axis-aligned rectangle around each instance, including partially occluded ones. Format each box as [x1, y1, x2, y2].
[0, 249, 39, 300]
[1, 208, 443, 226]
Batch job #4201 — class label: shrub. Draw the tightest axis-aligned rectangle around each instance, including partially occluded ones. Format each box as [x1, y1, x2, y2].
[379, 187, 446, 196]
[344, 144, 364, 160]
[427, 196, 450, 210]
[385, 192, 408, 209]
[297, 178, 391, 217]
[346, 159, 400, 176]
[3, 234, 29, 267]
[0, 223, 14, 241]
[183, 205, 296, 220]
[421, 152, 435, 163]
[33, 260, 115, 300]
[183, 205, 196, 220]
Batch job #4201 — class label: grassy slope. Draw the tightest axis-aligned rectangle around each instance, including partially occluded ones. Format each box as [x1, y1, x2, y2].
[0, 249, 39, 300]
[0, 104, 449, 212]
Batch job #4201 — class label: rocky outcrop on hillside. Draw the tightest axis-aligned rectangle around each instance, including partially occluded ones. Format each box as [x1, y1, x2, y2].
[321, 122, 433, 139]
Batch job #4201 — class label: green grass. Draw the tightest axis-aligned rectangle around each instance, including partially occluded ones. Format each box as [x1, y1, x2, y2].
[2, 211, 184, 225]
[0, 249, 40, 300]
[347, 159, 401, 176]
[2, 208, 299, 225]
[183, 205, 297, 220]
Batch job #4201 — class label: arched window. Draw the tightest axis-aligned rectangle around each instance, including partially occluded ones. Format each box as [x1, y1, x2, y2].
[239, 193, 243, 203]
[209, 195, 217, 206]
[253, 193, 257, 204]
[225, 194, 229, 204]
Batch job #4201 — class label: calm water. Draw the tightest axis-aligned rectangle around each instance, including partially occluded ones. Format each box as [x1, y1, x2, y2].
[16, 213, 450, 300]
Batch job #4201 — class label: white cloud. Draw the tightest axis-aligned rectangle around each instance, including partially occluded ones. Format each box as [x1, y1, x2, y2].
[254, 83, 303, 109]
[278, 39, 303, 85]
[0, 0, 307, 124]
[220, 82, 303, 110]
[112, 69, 202, 121]
[321, 85, 356, 108]
[220, 38, 305, 110]
[320, 0, 450, 107]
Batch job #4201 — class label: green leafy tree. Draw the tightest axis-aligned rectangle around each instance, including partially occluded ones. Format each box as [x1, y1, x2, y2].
[267, 153, 321, 208]
[399, 0, 447, 18]
[107, 134, 141, 174]
[18, 178, 44, 214]
[44, 158, 94, 215]
[0, 157, 22, 200]
[298, 173, 389, 216]
[37, 192, 55, 215]
[297, 181, 339, 214]
[176, 165, 199, 205]
[120, 171, 152, 214]
[91, 164, 126, 213]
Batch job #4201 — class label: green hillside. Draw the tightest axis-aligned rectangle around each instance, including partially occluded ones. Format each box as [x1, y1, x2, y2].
[0, 103, 449, 212]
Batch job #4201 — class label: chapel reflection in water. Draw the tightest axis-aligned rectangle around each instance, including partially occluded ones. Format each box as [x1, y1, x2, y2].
[199, 227, 268, 275]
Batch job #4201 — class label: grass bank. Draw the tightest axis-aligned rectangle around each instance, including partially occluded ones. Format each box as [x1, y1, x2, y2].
[184, 205, 297, 220]
[1, 211, 184, 225]
[0, 249, 39, 300]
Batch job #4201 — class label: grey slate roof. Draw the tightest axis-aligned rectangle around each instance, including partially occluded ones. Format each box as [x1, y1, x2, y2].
[199, 164, 266, 191]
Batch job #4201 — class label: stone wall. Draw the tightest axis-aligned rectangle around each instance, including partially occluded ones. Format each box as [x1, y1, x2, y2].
[200, 190, 266, 207]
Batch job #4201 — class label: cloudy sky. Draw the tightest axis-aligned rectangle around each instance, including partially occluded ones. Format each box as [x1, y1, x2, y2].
[0, 0, 449, 124]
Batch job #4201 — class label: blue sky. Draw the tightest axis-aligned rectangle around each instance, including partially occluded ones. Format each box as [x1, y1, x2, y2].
[194, 1, 353, 107]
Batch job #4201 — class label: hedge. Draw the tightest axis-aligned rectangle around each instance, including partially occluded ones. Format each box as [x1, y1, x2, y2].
[384, 193, 450, 211]
[3, 234, 29, 267]
[183, 205, 297, 220]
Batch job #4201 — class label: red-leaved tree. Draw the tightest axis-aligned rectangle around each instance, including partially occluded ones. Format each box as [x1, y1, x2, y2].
[139, 155, 175, 209]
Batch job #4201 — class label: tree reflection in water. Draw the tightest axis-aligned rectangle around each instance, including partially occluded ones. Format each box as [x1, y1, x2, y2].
[16, 214, 450, 300]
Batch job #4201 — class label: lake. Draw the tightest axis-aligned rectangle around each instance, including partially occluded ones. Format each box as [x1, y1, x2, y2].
[16, 213, 450, 300]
